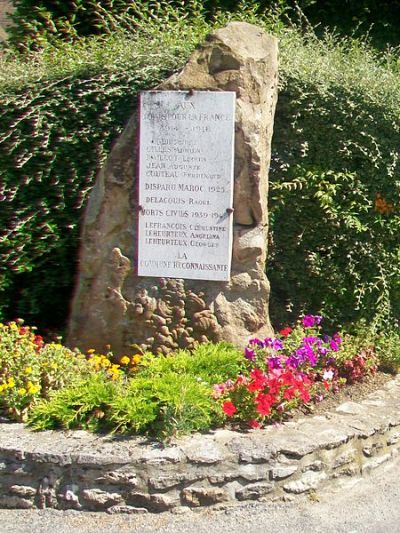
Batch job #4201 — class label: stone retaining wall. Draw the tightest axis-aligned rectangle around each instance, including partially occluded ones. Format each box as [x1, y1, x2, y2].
[1, 376, 400, 514]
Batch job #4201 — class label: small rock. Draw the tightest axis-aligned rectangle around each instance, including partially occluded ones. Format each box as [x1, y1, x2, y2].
[128, 492, 176, 512]
[9, 485, 37, 498]
[181, 487, 229, 507]
[236, 482, 274, 501]
[361, 454, 391, 474]
[81, 489, 123, 509]
[0, 496, 33, 509]
[283, 471, 327, 494]
[271, 466, 298, 480]
[333, 450, 356, 468]
[107, 505, 148, 515]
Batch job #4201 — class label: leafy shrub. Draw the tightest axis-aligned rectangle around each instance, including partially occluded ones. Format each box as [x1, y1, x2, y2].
[139, 342, 244, 384]
[113, 373, 217, 438]
[2, 5, 400, 331]
[269, 30, 400, 329]
[7, 0, 209, 50]
[370, 329, 400, 374]
[28, 341, 242, 438]
[29, 373, 119, 432]
[0, 320, 89, 420]
[0, 6, 210, 327]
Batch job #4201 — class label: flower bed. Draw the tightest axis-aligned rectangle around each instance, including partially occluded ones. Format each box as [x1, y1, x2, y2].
[214, 315, 378, 429]
[0, 316, 393, 440]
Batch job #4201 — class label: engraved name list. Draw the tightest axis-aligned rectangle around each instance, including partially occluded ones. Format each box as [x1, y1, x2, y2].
[137, 91, 235, 281]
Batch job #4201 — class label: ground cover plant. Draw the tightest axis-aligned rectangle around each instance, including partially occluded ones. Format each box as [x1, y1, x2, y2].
[0, 317, 391, 440]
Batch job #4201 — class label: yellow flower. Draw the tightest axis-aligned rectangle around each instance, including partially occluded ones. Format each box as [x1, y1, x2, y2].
[120, 356, 130, 365]
[50, 362, 58, 370]
[0, 384, 6, 393]
[24, 366, 33, 375]
[18, 388, 27, 396]
[87, 348, 96, 354]
[132, 354, 142, 365]
[27, 381, 40, 395]
[7, 377, 15, 388]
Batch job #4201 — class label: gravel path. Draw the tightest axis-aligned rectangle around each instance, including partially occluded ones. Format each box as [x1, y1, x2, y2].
[1, 455, 400, 533]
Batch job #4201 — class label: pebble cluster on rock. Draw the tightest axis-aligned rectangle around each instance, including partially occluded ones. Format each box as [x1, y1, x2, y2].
[1, 376, 400, 513]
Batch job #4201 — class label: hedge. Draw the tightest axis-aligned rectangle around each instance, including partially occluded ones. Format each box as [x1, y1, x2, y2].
[1, 8, 399, 332]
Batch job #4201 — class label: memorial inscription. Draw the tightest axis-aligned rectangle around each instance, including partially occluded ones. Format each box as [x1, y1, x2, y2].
[138, 90, 235, 281]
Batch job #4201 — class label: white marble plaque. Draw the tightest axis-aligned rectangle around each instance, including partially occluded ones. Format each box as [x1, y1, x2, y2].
[137, 90, 235, 281]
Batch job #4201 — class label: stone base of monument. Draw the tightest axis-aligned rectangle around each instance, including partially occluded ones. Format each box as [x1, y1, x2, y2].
[1, 376, 400, 512]
[68, 22, 278, 355]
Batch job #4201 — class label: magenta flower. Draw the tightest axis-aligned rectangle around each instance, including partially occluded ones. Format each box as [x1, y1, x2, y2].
[249, 338, 264, 347]
[267, 357, 283, 370]
[245, 347, 256, 360]
[302, 315, 322, 328]
[330, 339, 340, 352]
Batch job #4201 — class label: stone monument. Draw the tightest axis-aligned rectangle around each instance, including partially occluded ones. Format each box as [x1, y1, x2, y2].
[67, 21, 279, 355]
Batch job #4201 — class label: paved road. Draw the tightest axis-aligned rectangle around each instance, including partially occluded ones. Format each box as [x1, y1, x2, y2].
[1, 457, 400, 533]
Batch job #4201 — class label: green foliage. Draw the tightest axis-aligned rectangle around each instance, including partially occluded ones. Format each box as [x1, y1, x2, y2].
[9, 1, 400, 52]
[0, 7, 210, 326]
[0, 320, 89, 420]
[29, 342, 241, 438]
[369, 328, 400, 374]
[139, 342, 244, 384]
[29, 373, 118, 431]
[7, 0, 208, 51]
[2, 4, 400, 330]
[269, 30, 400, 328]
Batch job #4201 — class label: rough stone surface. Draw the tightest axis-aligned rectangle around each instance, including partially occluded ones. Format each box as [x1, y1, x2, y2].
[236, 482, 274, 500]
[1, 376, 400, 513]
[67, 21, 278, 355]
[283, 471, 327, 494]
[181, 487, 229, 507]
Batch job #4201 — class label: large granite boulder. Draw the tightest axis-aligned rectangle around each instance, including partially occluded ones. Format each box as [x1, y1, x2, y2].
[68, 22, 278, 355]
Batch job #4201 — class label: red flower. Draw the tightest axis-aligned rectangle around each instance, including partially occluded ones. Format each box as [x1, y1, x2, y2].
[222, 401, 237, 417]
[33, 335, 44, 352]
[248, 368, 268, 392]
[299, 388, 311, 403]
[283, 387, 296, 401]
[248, 419, 261, 429]
[323, 381, 331, 391]
[255, 392, 275, 416]
[279, 327, 293, 337]
[267, 377, 281, 395]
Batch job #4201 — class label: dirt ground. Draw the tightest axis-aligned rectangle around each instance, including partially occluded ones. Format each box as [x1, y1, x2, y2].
[290, 370, 393, 421]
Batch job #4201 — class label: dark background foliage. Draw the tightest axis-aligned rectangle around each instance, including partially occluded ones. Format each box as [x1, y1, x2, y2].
[8, 0, 400, 50]
[1, 1, 400, 332]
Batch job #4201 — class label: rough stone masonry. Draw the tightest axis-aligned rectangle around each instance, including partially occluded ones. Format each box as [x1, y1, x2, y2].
[68, 22, 278, 355]
[1, 377, 400, 513]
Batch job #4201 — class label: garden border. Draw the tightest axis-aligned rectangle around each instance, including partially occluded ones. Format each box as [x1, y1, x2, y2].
[1, 375, 400, 513]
